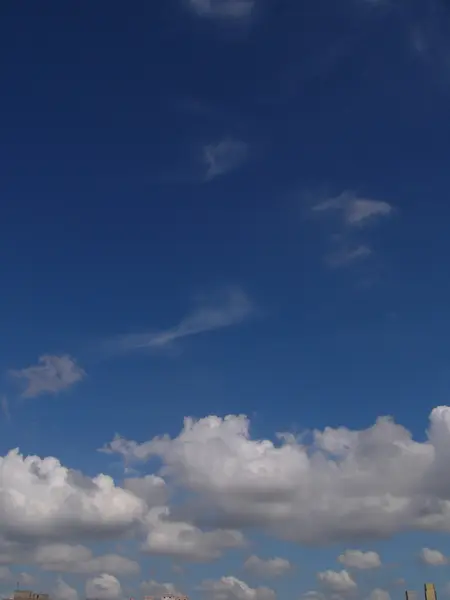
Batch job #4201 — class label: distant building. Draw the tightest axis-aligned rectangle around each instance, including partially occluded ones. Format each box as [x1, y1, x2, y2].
[406, 591, 418, 600]
[425, 584, 437, 600]
[161, 595, 188, 600]
[13, 591, 49, 600]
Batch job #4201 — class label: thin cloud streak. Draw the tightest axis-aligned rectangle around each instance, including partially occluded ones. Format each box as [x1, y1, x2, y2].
[326, 244, 372, 268]
[111, 287, 254, 353]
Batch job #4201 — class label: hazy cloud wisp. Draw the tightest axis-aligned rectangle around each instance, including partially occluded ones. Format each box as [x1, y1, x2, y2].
[203, 137, 249, 181]
[112, 287, 254, 353]
[10, 355, 86, 398]
[311, 191, 394, 269]
[313, 193, 393, 227]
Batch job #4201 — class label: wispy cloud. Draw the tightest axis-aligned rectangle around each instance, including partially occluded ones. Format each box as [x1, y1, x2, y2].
[189, 0, 255, 19]
[10, 355, 86, 399]
[203, 137, 249, 181]
[311, 191, 395, 270]
[393, 0, 450, 82]
[110, 287, 254, 354]
[312, 193, 393, 227]
[326, 245, 372, 269]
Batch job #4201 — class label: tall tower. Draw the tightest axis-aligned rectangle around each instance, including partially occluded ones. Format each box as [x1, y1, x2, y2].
[425, 584, 437, 600]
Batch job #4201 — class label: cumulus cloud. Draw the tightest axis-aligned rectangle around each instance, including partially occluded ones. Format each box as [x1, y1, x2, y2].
[143, 506, 245, 561]
[317, 570, 357, 594]
[203, 138, 249, 180]
[10, 355, 85, 398]
[190, 0, 254, 20]
[86, 574, 122, 600]
[102, 406, 450, 544]
[0, 449, 146, 543]
[54, 578, 79, 600]
[419, 547, 447, 565]
[108, 287, 253, 354]
[338, 550, 381, 570]
[243, 555, 291, 577]
[198, 577, 275, 600]
[33, 543, 139, 575]
[0, 446, 244, 567]
[11, 406, 450, 578]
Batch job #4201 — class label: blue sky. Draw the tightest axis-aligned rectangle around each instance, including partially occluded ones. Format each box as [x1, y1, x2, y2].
[2, 1, 450, 600]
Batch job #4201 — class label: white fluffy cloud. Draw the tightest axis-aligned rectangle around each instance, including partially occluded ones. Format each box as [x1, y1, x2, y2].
[102, 406, 450, 544]
[243, 555, 291, 577]
[338, 550, 381, 570]
[10, 354, 85, 398]
[0, 449, 146, 542]
[317, 570, 357, 594]
[419, 547, 447, 565]
[198, 577, 275, 600]
[86, 574, 122, 600]
[0, 446, 243, 567]
[8, 406, 450, 585]
[143, 506, 245, 560]
[189, 0, 254, 19]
